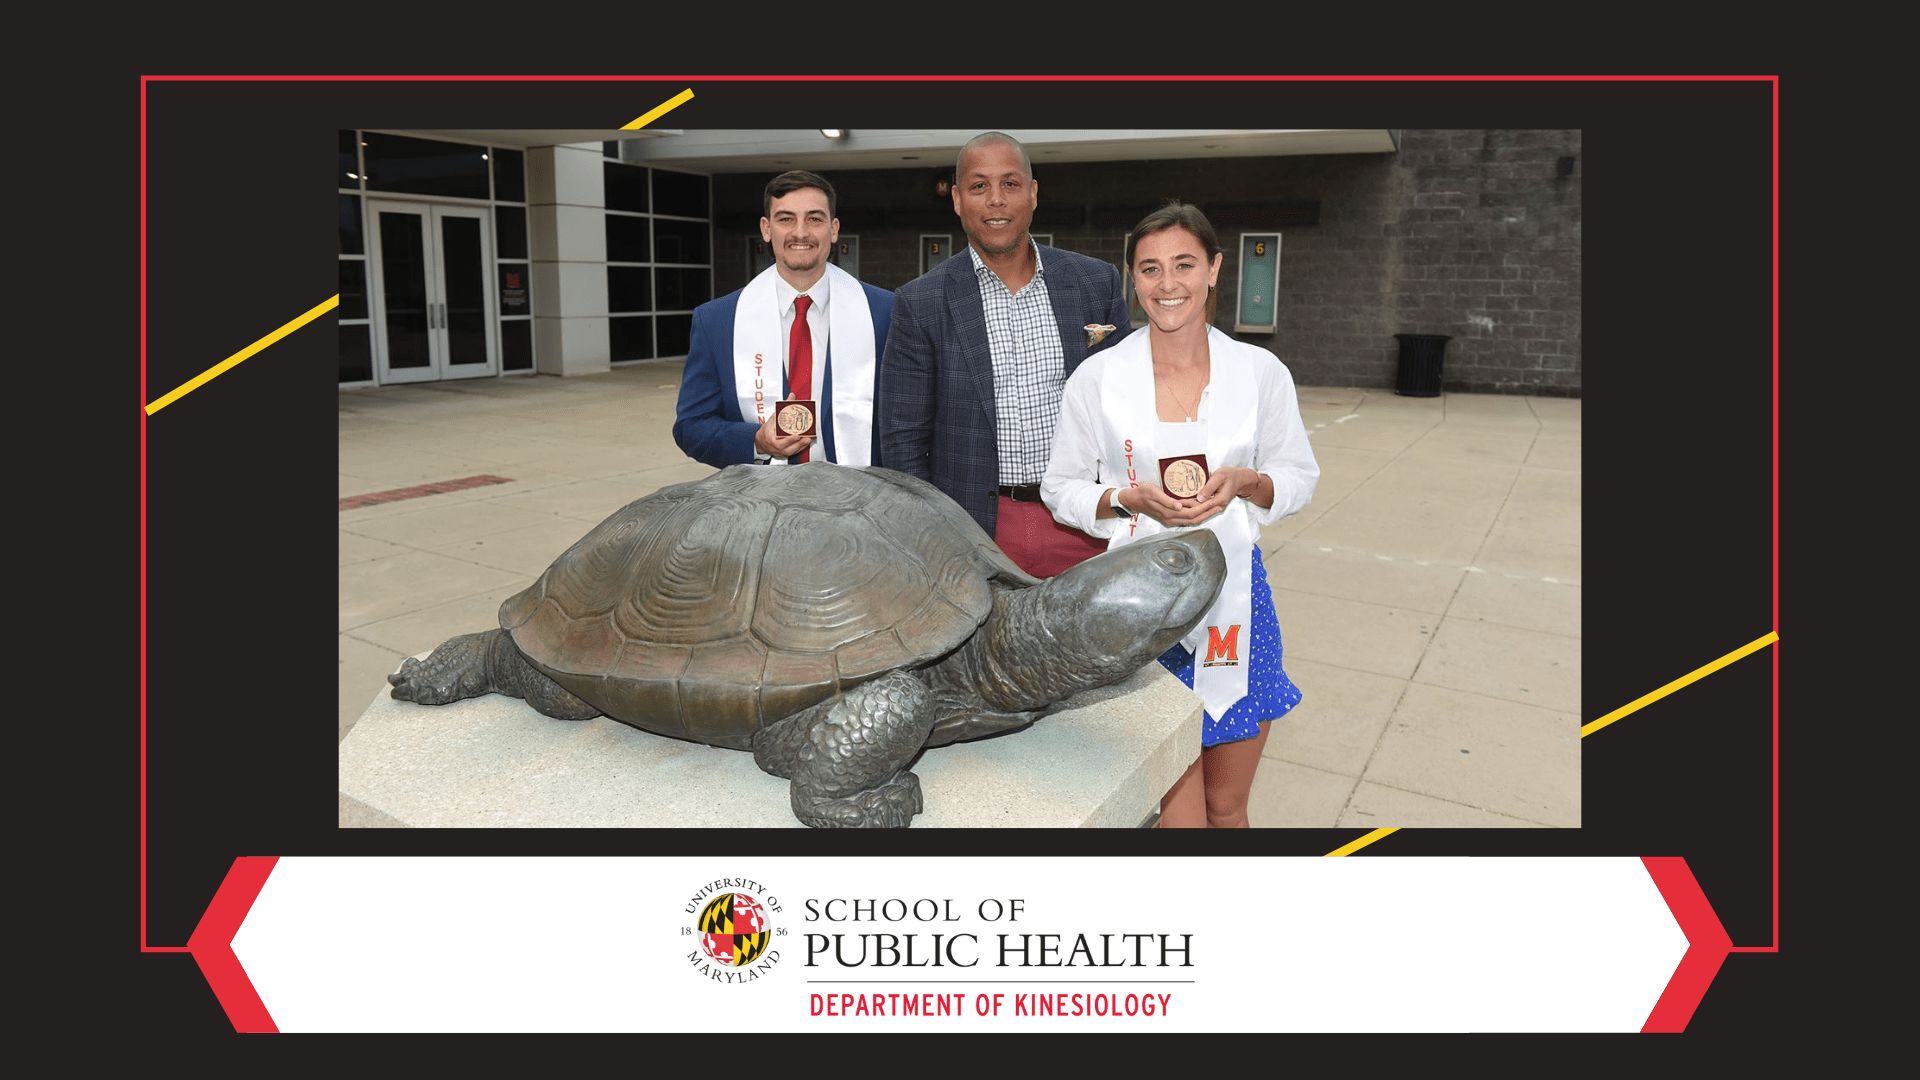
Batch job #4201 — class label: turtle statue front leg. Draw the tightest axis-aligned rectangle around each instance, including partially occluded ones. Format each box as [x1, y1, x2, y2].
[752, 671, 934, 828]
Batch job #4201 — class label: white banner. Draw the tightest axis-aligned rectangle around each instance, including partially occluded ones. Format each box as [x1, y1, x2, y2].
[226, 857, 1691, 1032]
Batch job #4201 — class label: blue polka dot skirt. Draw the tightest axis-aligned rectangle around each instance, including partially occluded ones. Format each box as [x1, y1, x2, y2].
[1157, 545, 1301, 747]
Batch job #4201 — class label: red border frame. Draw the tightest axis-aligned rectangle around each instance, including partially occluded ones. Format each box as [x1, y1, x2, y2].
[138, 75, 1784, 1027]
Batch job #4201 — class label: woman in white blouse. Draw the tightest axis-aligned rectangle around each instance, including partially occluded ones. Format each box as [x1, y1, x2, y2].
[1042, 202, 1319, 828]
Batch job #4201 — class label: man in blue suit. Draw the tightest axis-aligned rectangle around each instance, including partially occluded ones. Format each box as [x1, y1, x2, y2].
[675, 171, 894, 468]
[878, 133, 1134, 577]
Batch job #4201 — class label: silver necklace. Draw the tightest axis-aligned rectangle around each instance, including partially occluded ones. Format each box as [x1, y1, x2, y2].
[1157, 372, 1202, 422]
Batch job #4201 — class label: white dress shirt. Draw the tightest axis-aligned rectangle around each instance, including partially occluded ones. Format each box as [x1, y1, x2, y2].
[772, 270, 830, 400]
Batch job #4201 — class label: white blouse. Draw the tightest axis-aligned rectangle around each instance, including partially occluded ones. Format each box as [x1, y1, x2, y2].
[1042, 326, 1318, 541]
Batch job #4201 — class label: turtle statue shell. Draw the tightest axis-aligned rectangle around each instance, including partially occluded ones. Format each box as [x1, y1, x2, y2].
[495, 464, 1036, 751]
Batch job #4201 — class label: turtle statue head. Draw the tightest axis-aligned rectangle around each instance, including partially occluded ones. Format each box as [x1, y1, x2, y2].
[1015, 529, 1228, 689]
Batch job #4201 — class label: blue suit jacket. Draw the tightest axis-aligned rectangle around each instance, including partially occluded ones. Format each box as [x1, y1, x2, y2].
[876, 244, 1133, 536]
[673, 279, 895, 468]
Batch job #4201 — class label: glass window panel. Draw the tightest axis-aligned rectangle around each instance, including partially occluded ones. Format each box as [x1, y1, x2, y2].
[610, 315, 654, 362]
[603, 141, 620, 159]
[338, 194, 363, 255]
[495, 205, 528, 260]
[501, 318, 533, 372]
[339, 323, 373, 383]
[657, 312, 693, 358]
[339, 129, 360, 188]
[378, 210, 431, 369]
[491, 148, 525, 202]
[652, 218, 710, 264]
[604, 162, 650, 213]
[608, 266, 652, 313]
[339, 259, 368, 320]
[441, 215, 489, 368]
[606, 215, 651, 263]
[499, 262, 531, 317]
[363, 132, 490, 200]
[652, 169, 710, 218]
[653, 267, 710, 311]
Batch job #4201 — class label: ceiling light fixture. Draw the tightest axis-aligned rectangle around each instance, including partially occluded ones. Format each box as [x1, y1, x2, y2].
[820, 129, 845, 139]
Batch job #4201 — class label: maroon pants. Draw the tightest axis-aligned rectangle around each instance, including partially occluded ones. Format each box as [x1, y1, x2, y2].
[993, 496, 1107, 578]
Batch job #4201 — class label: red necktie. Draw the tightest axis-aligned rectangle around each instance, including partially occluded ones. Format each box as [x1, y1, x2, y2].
[789, 295, 813, 464]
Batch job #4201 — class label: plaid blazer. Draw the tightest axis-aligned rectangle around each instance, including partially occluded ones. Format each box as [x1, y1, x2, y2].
[876, 244, 1133, 537]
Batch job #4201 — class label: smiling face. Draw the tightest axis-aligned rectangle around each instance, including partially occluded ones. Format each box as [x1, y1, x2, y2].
[760, 187, 839, 288]
[1132, 226, 1223, 336]
[952, 138, 1037, 258]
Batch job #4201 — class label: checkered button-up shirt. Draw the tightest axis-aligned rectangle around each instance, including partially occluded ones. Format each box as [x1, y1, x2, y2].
[970, 241, 1064, 485]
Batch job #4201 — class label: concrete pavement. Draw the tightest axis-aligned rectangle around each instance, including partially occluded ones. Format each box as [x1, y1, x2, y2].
[339, 364, 1580, 828]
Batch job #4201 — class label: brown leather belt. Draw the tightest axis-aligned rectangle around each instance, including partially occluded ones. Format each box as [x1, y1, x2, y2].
[996, 483, 1044, 503]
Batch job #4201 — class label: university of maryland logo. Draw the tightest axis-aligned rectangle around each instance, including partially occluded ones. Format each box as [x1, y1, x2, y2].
[698, 892, 771, 967]
[1202, 624, 1242, 668]
[684, 878, 784, 983]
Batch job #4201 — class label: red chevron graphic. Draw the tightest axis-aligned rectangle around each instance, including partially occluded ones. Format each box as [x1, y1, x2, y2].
[1639, 857, 1732, 1033]
[187, 856, 280, 1033]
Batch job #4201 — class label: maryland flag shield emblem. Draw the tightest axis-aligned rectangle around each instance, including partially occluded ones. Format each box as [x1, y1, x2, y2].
[697, 892, 771, 967]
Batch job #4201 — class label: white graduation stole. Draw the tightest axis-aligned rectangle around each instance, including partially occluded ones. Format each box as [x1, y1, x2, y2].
[1096, 328, 1259, 719]
[730, 263, 878, 465]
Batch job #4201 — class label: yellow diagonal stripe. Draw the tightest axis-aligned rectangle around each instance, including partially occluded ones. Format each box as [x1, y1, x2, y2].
[145, 294, 340, 415]
[1325, 827, 1399, 856]
[623, 89, 694, 130]
[1325, 629, 1778, 854]
[1580, 631, 1778, 738]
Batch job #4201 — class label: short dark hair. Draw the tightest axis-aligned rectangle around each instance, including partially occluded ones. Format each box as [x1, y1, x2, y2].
[955, 132, 1032, 182]
[1127, 201, 1224, 322]
[763, 170, 837, 220]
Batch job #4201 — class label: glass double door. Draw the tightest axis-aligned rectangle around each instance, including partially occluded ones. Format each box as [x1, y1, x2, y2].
[368, 200, 498, 383]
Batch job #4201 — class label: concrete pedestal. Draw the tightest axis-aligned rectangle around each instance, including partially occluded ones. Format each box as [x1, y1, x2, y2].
[340, 663, 1202, 828]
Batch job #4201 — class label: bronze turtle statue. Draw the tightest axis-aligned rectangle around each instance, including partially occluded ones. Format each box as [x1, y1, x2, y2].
[388, 464, 1226, 828]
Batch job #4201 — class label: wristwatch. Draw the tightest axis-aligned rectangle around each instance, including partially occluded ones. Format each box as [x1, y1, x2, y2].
[1109, 487, 1134, 519]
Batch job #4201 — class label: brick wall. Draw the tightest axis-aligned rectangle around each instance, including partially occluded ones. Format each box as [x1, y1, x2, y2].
[709, 130, 1581, 396]
[1383, 130, 1582, 396]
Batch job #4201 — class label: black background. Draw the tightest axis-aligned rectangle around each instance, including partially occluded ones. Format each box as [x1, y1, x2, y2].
[125, 75, 1789, 1037]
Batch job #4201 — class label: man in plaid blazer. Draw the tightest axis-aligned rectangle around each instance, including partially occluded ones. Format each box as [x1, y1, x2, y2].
[877, 132, 1133, 577]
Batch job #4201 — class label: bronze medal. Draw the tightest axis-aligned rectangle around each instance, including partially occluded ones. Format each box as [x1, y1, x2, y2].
[1159, 454, 1209, 499]
[775, 399, 817, 437]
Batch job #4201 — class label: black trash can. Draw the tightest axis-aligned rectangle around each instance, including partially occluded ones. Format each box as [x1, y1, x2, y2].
[1393, 333, 1452, 397]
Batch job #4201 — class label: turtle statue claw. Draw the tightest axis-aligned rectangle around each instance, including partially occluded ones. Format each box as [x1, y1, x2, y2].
[389, 464, 1226, 828]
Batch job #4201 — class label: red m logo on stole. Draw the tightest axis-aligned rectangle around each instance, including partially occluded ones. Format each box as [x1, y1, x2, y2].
[1204, 625, 1241, 666]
